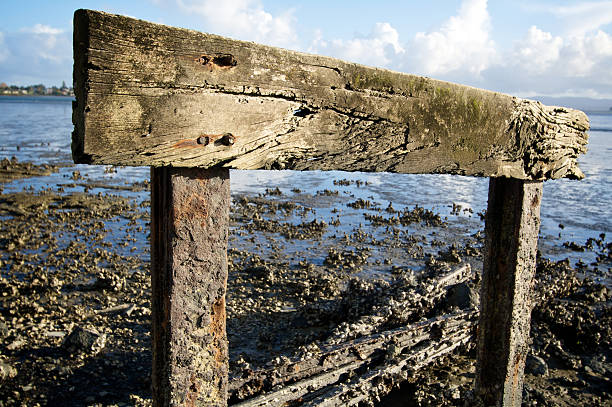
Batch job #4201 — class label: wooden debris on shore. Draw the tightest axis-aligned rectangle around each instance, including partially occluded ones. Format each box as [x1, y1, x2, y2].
[229, 265, 477, 406]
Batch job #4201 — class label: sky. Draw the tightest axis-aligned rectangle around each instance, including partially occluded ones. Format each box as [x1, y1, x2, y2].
[1, 0, 612, 98]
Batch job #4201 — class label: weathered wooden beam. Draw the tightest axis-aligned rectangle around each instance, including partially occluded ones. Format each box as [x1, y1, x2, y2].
[475, 178, 542, 406]
[302, 330, 474, 407]
[73, 9, 589, 180]
[228, 265, 472, 403]
[232, 311, 477, 407]
[325, 264, 473, 344]
[230, 308, 476, 401]
[151, 167, 230, 407]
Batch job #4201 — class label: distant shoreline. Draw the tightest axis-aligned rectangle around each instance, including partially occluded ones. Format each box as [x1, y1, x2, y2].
[0, 94, 74, 98]
[0, 95, 74, 102]
[584, 110, 612, 116]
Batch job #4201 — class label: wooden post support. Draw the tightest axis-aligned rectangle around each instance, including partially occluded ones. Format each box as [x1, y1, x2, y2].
[475, 178, 543, 406]
[151, 167, 230, 407]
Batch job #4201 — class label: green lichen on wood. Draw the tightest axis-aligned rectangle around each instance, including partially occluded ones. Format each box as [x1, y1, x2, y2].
[347, 67, 429, 98]
[407, 84, 512, 165]
[350, 70, 395, 91]
[74, 9, 589, 179]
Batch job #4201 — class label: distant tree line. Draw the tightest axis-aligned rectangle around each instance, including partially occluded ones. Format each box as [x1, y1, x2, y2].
[0, 82, 74, 96]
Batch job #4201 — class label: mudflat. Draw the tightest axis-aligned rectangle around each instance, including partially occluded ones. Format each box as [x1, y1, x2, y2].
[0, 160, 610, 406]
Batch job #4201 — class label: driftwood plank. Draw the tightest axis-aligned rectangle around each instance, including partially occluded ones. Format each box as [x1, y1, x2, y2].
[302, 330, 474, 407]
[325, 264, 473, 345]
[475, 178, 543, 406]
[230, 310, 474, 401]
[228, 265, 472, 402]
[232, 311, 477, 407]
[151, 167, 230, 407]
[73, 9, 589, 180]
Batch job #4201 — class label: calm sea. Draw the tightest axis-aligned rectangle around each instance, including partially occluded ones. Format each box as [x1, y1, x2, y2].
[1, 95, 610, 276]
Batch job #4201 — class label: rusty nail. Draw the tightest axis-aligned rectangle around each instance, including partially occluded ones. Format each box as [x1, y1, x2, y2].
[221, 133, 235, 146]
[197, 136, 210, 146]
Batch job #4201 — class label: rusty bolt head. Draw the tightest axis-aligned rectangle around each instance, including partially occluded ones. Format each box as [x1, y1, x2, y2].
[221, 133, 235, 146]
[197, 136, 210, 146]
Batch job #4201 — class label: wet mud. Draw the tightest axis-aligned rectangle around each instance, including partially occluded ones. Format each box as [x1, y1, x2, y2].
[0, 160, 610, 406]
[0, 158, 59, 185]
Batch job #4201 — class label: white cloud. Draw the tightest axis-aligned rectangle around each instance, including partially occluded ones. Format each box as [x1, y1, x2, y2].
[310, 22, 404, 67]
[549, 1, 612, 36]
[0, 24, 71, 86]
[409, 0, 496, 76]
[176, 0, 296, 47]
[171, 0, 612, 98]
[561, 30, 612, 78]
[21, 24, 68, 63]
[21, 24, 64, 36]
[492, 1, 612, 96]
[308, 29, 327, 52]
[306, 0, 612, 98]
[513, 26, 563, 74]
[307, 0, 497, 77]
[506, 26, 612, 89]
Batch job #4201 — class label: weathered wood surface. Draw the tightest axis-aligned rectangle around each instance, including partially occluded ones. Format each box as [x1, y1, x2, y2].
[475, 178, 543, 407]
[229, 265, 473, 403]
[302, 329, 473, 407]
[325, 264, 473, 345]
[151, 167, 230, 407]
[73, 9, 589, 180]
[232, 311, 477, 407]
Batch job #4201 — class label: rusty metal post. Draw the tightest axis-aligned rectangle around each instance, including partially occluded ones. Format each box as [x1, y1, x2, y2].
[475, 178, 542, 406]
[151, 167, 230, 407]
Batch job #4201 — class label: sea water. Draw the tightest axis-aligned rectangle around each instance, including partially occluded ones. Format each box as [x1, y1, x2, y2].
[1, 95, 610, 276]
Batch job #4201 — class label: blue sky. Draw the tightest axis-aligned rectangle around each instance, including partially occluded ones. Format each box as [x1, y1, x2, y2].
[1, 0, 612, 98]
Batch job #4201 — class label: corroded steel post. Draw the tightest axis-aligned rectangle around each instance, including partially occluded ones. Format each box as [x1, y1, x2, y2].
[151, 167, 230, 407]
[475, 178, 543, 406]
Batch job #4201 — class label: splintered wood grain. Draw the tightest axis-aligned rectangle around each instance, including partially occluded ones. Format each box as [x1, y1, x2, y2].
[73, 9, 589, 180]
